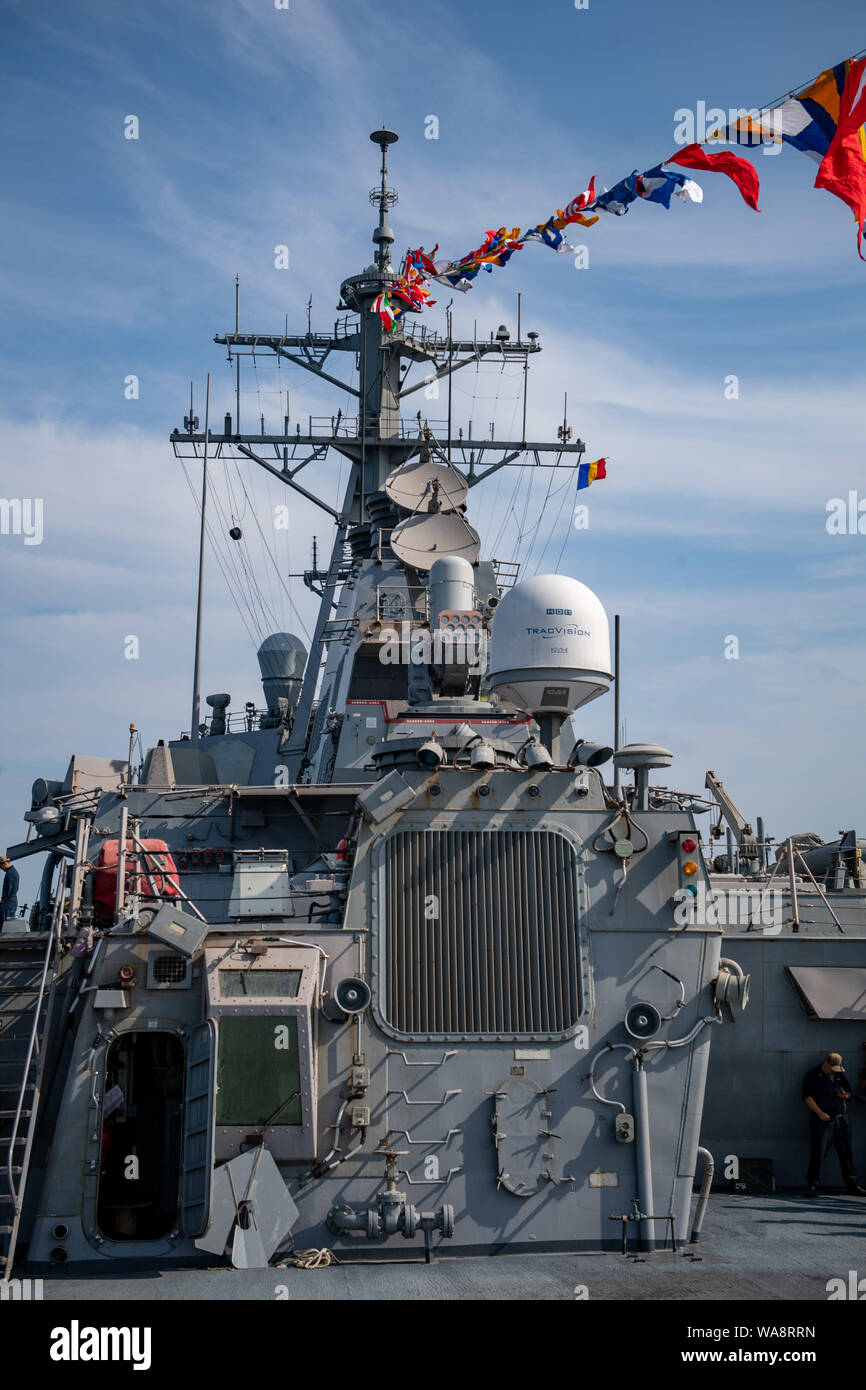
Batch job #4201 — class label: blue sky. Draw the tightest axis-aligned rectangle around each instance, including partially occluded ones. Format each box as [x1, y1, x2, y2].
[2, 0, 865, 900]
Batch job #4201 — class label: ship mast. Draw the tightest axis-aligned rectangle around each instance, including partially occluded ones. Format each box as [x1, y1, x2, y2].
[170, 128, 590, 758]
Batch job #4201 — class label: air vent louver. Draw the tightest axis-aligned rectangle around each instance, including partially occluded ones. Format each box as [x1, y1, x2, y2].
[380, 829, 582, 1036]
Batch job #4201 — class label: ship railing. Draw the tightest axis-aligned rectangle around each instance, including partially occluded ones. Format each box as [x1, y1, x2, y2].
[171, 417, 448, 457]
[374, 586, 415, 623]
[491, 559, 521, 591]
[215, 707, 270, 733]
[181, 706, 272, 738]
[5, 859, 65, 1255]
[703, 838, 778, 873]
[321, 617, 359, 645]
[307, 415, 450, 441]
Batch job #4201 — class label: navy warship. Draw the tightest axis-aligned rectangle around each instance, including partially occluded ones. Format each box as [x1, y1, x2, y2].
[1, 129, 863, 1287]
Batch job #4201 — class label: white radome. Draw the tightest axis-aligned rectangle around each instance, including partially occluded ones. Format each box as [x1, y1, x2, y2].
[487, 573, 612, 714]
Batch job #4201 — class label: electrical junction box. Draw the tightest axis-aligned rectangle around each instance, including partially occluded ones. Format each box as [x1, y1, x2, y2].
[350, 1066, 370, 1094]
[729, 1157, 775, 1195]
[228, 849, 294, 919]
[145, 902, 210, 958]
[357, 770, 416, 825]
[615, 1112, 635, 1143]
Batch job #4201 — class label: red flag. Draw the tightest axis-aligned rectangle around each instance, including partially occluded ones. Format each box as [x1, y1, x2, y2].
[814, 58, 866, 259]
[666, 142, 760, 212]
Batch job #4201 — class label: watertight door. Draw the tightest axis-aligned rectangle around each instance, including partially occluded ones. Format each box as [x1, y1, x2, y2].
[181, 1018, 217, 1237]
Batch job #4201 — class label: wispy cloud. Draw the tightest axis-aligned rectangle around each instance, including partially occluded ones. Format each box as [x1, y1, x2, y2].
[4, 0, 866, 888]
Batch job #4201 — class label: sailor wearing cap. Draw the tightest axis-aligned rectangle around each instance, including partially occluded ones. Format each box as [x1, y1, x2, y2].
[0, 857, 19, 927]
[802, 1052, 865, 1197]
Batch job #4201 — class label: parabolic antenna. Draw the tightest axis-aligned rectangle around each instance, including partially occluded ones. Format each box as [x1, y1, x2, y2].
[385, 456, 468, 514]
[391, 512, 481, 571]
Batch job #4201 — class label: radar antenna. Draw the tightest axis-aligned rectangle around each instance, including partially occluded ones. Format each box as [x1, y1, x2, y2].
[369, 127, 399, 271]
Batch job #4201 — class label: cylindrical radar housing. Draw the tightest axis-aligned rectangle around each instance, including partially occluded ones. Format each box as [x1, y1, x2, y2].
[429, 556, 475, 624]
[258, 632, 308, 717]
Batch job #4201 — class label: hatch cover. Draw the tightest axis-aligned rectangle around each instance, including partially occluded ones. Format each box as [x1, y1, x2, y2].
[491, 1075, 554, 1197]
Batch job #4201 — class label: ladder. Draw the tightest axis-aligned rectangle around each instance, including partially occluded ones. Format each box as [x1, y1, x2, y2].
[0, 922, 61, 1280]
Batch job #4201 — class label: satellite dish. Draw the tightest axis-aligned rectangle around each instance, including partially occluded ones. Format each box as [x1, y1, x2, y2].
[391, 512, 480, 571]
[385, 456, 468, 514]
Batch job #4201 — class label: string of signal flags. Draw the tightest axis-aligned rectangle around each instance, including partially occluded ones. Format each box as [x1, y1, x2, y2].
[372, 52, 866, 333]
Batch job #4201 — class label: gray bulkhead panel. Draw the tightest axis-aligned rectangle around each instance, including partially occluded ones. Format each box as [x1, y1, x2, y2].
[703, 925, 866, 1188]
[276, 769, 724, 1254]
[26, 762, 725, 1263]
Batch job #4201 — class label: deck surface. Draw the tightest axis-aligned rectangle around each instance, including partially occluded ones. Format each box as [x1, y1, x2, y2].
[33, 1192, 866, 1301]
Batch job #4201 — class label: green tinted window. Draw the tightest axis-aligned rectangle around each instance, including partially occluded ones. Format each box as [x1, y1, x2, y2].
[219, 969, 302, 998]
[215, 1016, 301, 1126]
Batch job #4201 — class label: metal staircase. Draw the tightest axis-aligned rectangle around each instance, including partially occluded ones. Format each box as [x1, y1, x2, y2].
[0, 920, 61, 1280]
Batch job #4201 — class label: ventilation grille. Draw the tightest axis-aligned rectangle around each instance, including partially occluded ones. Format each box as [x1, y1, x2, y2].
[381, 829, 582, 1036]
[153, 954, 188, 985]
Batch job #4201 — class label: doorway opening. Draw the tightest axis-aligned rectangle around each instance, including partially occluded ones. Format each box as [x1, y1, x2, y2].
[96, 1031, 185, 1241]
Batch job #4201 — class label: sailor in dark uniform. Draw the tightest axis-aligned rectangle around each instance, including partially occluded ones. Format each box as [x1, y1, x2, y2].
[0, 857, 19, 927]
[802, 1051, 865, 1196]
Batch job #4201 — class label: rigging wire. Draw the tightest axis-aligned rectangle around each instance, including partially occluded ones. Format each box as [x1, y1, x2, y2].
[534, 472, 578, 575]
[208, 476, 273, 639]
[489, 459, 527, 556]
[232, 460, 312, 642]
[196, 480, 262, 639]
[552, 473, 583, 574]
[250, 349, 281, 625]
[483, 361, 525, 556]
[518, 464, 556, 569]
[179, 459, 261, 649]
[476, 360, 527, 557]
[217, 362, 273, 639]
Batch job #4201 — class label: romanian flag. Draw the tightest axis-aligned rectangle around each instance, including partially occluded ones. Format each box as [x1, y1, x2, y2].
[577, 457, 607, 490]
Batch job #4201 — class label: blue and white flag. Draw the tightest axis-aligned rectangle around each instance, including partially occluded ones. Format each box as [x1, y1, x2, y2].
[522, 217, 575, 252]
[626, 165, 704, 208]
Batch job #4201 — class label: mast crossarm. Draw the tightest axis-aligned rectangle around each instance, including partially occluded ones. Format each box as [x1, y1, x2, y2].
[215, 333, 361, 398]
[272, 349, 360, 398]
[403, 338, 541, 361]
[399, 341, 541, 398]
[172, 433, 357, 453]
[287, 446, 328, 478]
[235, 444, 344, 522]
[216, 332, 360, 352]
[466, 449, 523, 483]
[399, 352, 483, 399]
[171, 433, 583, 457]
[453, 438, 585, 455]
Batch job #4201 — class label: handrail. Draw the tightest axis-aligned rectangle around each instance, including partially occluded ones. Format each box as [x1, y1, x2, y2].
[6, 861, 65, 1208]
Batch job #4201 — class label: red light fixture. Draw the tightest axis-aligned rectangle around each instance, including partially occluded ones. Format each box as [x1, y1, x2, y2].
[682, 837, 697, 853]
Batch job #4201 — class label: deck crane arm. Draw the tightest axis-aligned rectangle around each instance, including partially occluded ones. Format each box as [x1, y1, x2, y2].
[704, 770, 753, 844]
[704, 770, 762, 871]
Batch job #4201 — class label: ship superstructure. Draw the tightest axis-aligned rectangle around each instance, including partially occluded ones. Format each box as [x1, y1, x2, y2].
[1, 130, 800, 1278]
